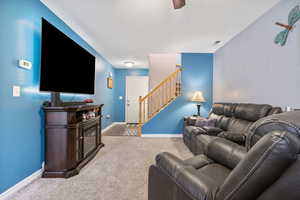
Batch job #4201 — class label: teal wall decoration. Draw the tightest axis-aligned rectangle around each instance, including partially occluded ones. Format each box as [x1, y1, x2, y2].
[274, 5, 300, 46]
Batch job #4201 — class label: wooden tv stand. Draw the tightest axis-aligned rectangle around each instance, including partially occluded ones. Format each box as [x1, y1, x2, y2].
[42, 104, 104, 178]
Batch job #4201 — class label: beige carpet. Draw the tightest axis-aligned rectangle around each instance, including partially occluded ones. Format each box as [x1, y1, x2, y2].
[9, 136, 192, 200]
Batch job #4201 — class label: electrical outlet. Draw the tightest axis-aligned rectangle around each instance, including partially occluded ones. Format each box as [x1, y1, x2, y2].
[19, 59, 32, 70]
[13, 86, 21, 97]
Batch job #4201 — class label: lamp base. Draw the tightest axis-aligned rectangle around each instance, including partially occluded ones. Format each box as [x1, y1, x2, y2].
[197, 104, 201, 116]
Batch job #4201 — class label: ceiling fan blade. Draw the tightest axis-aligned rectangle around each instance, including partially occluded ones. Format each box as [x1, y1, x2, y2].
[173, 0, 186, 9]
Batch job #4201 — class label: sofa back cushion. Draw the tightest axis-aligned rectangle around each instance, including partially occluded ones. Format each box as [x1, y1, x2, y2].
[207, 138, 246, 169]
[209, 113, 223, 127]
[211, 103, 225, 115]
[218, 116, 231, 130]
[246, 111, 300, 150]
[209, 103, 273, 133]
[224, 103, 236, 117]
[226, 118, 253, 134]
[216, 131, 300, 200]
[267, 107, 282, 115]
[234, 104, 272, 122]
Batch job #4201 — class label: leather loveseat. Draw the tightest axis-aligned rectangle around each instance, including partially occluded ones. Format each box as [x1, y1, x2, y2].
[183, 103, 282, 155]
[149, 111, 300, 200]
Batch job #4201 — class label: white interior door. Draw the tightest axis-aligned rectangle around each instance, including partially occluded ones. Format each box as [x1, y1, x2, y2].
[126, 76, 149, 123]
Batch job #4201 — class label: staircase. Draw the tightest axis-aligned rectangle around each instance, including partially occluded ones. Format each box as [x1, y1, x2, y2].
[138, 66, 182, 136]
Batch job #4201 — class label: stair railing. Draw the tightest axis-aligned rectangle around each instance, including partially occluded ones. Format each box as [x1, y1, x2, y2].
[138, 67, 182, 136]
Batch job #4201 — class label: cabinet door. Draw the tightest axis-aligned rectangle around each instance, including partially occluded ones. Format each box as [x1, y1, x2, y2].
[76, 128, 84, 163]
[82, 123, 98, 158]
[97, 119, 101, 145]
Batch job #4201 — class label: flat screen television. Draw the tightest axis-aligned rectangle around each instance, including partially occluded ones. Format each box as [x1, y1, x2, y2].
[40, 18, 96, 95]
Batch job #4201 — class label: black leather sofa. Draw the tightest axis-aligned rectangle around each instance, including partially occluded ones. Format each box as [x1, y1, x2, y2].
[149, 111, 300, 200]
[183, 103, 282, 155]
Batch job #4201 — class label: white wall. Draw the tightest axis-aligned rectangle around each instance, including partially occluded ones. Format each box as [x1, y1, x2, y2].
[148, 54, 181, 89]
[214, 0, 300, 109]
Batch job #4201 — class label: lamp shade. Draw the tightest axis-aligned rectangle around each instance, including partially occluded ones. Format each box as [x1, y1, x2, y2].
[191, 91, 206, 102]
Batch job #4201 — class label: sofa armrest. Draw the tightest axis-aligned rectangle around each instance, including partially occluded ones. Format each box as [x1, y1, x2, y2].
[149, 165, 195, 200]
[156, 153, 214, 177]
[154, 158, 216, 200]
[176, 166, 216, 200]
[184, 116, 199, 126]
[207, 138, 247, 169]
[184, 154, 214, 169]
[154, 153, 218, 200]
[156, 152, 186, 177]
[202, 126, 223, 136]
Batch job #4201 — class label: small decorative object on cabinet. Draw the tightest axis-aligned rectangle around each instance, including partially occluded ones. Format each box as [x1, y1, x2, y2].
[274, 5, 300, 46]
[43, 104, 104, 178]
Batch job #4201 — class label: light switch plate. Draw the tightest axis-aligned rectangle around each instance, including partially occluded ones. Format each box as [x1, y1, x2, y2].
[19, 59, 32, 70]
[13, 86, 21, 97]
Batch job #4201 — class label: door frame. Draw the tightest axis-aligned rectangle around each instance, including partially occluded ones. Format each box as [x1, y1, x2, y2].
[125, 76, 149, 123]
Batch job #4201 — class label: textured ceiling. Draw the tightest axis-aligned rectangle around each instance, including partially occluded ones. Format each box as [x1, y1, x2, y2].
[41, 0, 281, 68]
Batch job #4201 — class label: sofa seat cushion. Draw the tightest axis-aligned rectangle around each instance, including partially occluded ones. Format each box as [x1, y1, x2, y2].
[184, 154, 214, 169]
[218, 131, 246, 145]
[156, 152, 220, 180]
[194, 135, 218, 155]
[202, 126, 224, 136]
[195, 164, 231, 186]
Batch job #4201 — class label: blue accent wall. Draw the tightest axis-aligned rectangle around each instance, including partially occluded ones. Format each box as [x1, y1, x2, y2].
[113, 68, 149, 122]
[142, 53, 213, 134]
[0, 0, 115, 193]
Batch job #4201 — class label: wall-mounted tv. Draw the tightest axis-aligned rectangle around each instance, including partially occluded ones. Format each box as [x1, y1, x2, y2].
[40, 18, 96, 95]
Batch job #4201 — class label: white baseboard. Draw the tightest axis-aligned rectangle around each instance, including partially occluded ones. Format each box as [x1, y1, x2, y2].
[0, 163, 44, 200]
[142, 134, 183, 138]
[113, 122, 127, 125]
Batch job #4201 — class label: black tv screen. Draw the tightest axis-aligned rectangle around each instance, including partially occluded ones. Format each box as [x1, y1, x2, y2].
[40, 18, 95, 95]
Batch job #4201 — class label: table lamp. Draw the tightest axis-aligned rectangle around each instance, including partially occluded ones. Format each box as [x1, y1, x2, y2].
[191, 91, 206, 116]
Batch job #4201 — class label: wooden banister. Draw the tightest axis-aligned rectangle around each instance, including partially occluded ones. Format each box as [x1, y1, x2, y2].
[138, 67, 182, 136]
[140, 68, 182, 102]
